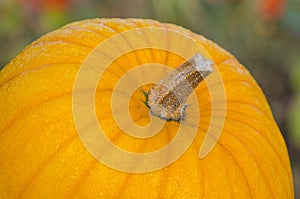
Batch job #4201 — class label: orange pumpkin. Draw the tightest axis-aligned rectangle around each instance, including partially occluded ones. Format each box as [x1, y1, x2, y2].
[0, 18, 294, 198]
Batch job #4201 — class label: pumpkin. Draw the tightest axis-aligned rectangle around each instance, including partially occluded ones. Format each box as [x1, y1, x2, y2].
[0, 18, 294, 198]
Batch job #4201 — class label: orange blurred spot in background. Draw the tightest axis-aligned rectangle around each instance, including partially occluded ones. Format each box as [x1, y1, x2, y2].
[17, 0, 70, 13]
[259, 0, 286, 20]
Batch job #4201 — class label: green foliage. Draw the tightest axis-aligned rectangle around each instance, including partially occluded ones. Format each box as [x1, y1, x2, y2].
[288, 97, 300, 146]
[288, 59, 300, 147]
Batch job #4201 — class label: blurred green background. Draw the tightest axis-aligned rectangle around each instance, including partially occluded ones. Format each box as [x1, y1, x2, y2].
[0, 0, 299, 197]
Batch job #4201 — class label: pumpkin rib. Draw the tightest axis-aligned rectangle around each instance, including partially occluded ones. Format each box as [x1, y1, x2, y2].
[0, 91, 71, 136]
[137, 19, 173, 67]
[0, 87, 115, 136]
[3, 111, 72, 167]
[222, 122, 291, 195]
[66, 159, 98, 197]
[0, 62, 81, 89]
[103, 22, 143, 66]
[192, 130, 252, 198]
[0, 53, 128, 90]
[159, 23, 171, 67]
[130, 20, 193, 69]
[107, 54, 166, 85]
[17, 132, 78, 198]
[203, 118, 291, 195]
[196, 78, 256, 87]
[64, 23, 141, 67]
[65, 26, 108, 39]
[205, 131, 259, 198]
[234, 126, 290, 192]
[32, 36, 95, 50]
[0, 32, 113, 85]
[67, 131, 124, 197]
[102, 19, 138, 31]
[96, 20, 133, 33]
[213, 143, 235, 198]
[65, 24, 129, 58]
[221, 129, 278, 198]
[195, 80, 267, 107]
[67, 125, 171, 197]
[202, 79, 266, 102]
[66, 24, 160, 78]
[190, 136, 205, 198]
[155, 168, 171, 197]
[220, 151, 253, 198]
[113, 139, 157, 198]
[63, 19, 119, 35]
[71, 23, 141, 68]
[198, 102, 268, 125]
[105, 20, 172, 69]
[155, 125, 173, 197]
[225, 79, 261, 91]
[224, 81, 268, 105]
[161, 23, 225, 65]
[128, 18, 162, 27]
[199, 109, 280, 152]
[33, 35, 97, 49]
[219, 150, 235, 198]
[199, 100, 271, 120]
[113, 174, 133, 198]
[199, 115, 291, 185]
[18, 112, 121, 197]
[216, 134, 261, 198]
[0, 42, 91, 86]
[199, 109, 274, 140]
[225, 101, 272, 120]
[224, 116, 290, 174]
[127, 19, 156, 63]
[28, 39, 93, 51]
[199, 108, 269, 123]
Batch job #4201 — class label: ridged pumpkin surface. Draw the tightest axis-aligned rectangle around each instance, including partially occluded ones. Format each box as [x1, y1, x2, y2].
[0, 18, 294, 198]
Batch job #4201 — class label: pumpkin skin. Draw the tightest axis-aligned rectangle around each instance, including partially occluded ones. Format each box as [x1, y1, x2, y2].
[0, 18, 294, 198]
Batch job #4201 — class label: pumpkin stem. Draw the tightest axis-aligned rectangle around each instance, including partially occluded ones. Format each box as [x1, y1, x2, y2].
[145, 53, 213, 122]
